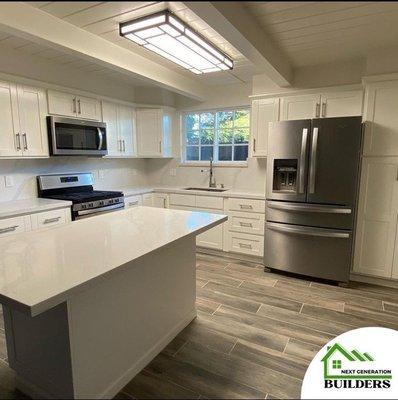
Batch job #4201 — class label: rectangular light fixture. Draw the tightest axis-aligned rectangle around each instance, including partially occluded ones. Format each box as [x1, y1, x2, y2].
[119, 10, 234, 74]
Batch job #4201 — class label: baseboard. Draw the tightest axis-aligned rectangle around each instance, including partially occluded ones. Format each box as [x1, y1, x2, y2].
[196, 247, 263, 264]
[350, 273, 398, 289]
[16, 376, 52, 399]
[99, 308, 197, 400]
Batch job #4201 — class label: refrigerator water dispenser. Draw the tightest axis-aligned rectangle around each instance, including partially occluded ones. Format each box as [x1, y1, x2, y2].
[273, 160, 297, 192]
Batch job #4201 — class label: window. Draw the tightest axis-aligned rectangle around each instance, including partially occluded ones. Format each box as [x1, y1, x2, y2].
[183, 108, 250, 163]
[332, 360, 341, 369]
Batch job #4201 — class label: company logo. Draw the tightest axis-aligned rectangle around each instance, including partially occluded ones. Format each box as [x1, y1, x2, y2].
[321, 342, 392, 389]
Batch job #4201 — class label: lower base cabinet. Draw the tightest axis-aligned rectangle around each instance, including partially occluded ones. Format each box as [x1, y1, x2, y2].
[225, 231, 264, 257]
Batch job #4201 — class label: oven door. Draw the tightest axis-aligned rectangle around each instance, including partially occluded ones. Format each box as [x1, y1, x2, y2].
[48, 116, 107, 156]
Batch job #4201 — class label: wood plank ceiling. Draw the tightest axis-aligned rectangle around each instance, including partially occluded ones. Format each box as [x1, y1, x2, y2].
[244, 1, 398, 67]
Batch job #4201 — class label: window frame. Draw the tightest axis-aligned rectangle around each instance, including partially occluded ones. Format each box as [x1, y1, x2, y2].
[181, 106, 250, 166]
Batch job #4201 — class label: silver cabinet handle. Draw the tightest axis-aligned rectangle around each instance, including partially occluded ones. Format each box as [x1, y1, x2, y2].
[239, 222, 253, 227]
[239, 204, 253, 210]
[77, 99, 81, 114]
[315, 102, 320, 118]
[73, 97, 76, 114]
[123, 139, 126, 152]
[15, 133, 21, 150]
[0, 225, 18, 234]
[299, 128, 308, 194]
[44, 217, 61, 224]
[309, 127, 318, 194]
[267, 201, 352, 214]
[321, 102, 326, 117]
[253, 138, 256, 153]
[22, 133, 28, 150]
[267, 222, 350, 239]
[239, 243, 252, 249]
[159, 140, 162, 153]
[163, 198, 167, 208]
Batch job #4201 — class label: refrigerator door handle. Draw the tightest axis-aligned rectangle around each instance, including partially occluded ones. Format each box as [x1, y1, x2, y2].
[267, 201, 352, 214]
[309, 127, 319, 194]
[266, 222, 350, 239]
[299, 128, 308, 194]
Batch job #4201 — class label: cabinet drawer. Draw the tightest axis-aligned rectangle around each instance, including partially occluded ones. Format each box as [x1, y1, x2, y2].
[124, 195, 143, 208]
[196, 195, 223, 210]
[228, 211, 265, 235]
[169, 193, 195, 207]
[228, 198, 265, 213]
[228, 231, 264, 257]
[31, 208, 69, 230]
[0, 216, 30, 237]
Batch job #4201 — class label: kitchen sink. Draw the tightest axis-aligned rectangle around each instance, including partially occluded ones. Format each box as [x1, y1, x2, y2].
[184, 187, 228, 192]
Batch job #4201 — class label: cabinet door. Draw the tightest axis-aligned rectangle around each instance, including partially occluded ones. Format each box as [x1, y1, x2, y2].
[320, 90, 363, 118]
[363, 81, 398, 156]
[195, 208, 224, 250]
[162, 113, 172, 157]
[251, 98, 279, 157]
[17, 85, 48, 157]
[153, 194, 169, 208]
[77, 95, 101, 121]
[136, 109, 162, 157]
[353, 157, 398, 278]
[280, 94, 320, 121]
[125, 195, 143, 208]
[142, 193, 154, 207]
[117, 105, 135, 156]
[102, 101, 120, 156]
[47, 90, 76, 117]
[0, 81, 20, 157]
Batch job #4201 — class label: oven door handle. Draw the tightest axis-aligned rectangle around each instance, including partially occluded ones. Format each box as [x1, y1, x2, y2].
[266, 222, 350, 238]
[97, 128, 103, 151]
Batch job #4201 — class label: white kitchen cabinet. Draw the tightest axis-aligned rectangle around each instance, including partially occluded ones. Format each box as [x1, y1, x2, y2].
[0, 81, 48, 158]
[102, 101, 135, 157]
[353, 157, 398, 278]
[153, 193, 169, 208]
[136, 109, 172, 157]
[320, 90, 363, 118]
[196, 208, 224, 250]
[30, 208, 70, 230]
[142, 193, 154, 207]
[280, 94, 320, 121]
[0, 215, 31, 237]
[124, 195, 143, 208]
[363, 80, 398, 156]
[47, 90, 101, 121]
[225, 231, 264, 257]
[251, 98, 279, 157]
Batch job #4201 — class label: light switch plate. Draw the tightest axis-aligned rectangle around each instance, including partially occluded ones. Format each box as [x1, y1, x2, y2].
[4, 176, 14, 187]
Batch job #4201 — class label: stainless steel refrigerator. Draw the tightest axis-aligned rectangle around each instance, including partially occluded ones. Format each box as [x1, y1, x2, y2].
[264, 116, 363, 283]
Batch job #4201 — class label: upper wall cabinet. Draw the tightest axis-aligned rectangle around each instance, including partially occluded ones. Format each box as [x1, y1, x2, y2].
[136, 109, 172, 158]
[47, 90, 101, 121]
[102, 101, 135, 157]
[0, 81, 48, 158]
[363, 80, 398, 156]
[280, 90, 363, 121]
[251, 98, 279, 157]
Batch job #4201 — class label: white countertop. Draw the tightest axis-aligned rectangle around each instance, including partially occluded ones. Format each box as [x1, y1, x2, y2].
[0, 207, 226, 316]
[0, 198, 72, 220]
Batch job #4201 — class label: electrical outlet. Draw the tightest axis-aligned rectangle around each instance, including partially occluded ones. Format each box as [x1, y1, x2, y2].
[170, 168, 177, 176]
[4, 176, 14, 187]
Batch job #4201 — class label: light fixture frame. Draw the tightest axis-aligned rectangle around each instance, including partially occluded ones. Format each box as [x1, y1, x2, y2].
[119, 10, 234, 74]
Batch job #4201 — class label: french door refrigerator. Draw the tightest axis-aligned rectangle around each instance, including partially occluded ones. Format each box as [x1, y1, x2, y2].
[264, 116, 362, 283]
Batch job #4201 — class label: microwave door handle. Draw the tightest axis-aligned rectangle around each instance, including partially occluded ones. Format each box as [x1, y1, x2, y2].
[299, 128, 308, 194]
[97, 128, 103, 150]
[309, 127, 319, 194]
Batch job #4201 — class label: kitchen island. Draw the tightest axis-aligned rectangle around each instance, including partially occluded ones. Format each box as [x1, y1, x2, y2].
[0, 207, 226, 399]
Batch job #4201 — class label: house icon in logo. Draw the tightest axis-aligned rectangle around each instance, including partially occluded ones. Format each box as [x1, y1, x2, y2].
[321, 343, 379, 380]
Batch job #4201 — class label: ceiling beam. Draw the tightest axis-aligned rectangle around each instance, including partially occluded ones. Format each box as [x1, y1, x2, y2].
[183, 1, 293, 87]
[0, 2, 208, 100]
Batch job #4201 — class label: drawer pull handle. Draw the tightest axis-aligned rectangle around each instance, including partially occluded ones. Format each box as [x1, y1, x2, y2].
[0, 225, 18, 234]
[239, 204, 253, 210]
[128, 201, 139, 206]
[239, 222, 253, 227]
[239, 243, 252, 249]
[44, 217, 61, 224]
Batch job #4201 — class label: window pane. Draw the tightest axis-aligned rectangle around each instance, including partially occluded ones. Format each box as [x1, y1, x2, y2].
[186, 130, 199, 145]
[200, 129, 214, 145]
[200, 112, 214, 130]
[217, 111, 234, 130]
[219, 145, 232, 161]
[200, 146, 213, 161]
[234, 145, 248, 161]
[186, 146, 199, 161]
[234, 109, 250, 128]
[218, 129, 233, 144]
[234, 128, 249, 144]
[185, 113, 199, 131]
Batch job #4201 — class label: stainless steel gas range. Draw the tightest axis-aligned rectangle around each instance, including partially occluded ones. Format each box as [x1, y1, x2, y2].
[37, 173, 124, 220]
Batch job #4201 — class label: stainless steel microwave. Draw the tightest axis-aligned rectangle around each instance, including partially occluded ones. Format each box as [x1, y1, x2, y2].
[47, 116, 107, 156]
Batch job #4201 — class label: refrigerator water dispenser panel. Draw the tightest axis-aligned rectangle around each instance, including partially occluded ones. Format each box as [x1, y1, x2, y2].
[273, 159, 298, 193]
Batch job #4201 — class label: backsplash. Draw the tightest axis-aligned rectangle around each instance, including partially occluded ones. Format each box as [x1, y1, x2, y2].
[0, 158, 149, 202]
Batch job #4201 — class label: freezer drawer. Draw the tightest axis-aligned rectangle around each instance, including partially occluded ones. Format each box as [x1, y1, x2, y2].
[266, 201, 354, 230]
[264, 222, 353, 282]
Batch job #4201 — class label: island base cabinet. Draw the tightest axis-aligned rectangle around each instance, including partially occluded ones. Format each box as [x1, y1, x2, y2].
[4, 237, 197, 399]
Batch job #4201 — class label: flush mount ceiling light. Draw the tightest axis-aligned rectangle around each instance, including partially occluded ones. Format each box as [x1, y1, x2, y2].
[119, 10, 234, 74]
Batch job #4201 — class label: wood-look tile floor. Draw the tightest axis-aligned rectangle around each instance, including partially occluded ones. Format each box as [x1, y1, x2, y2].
[1, 253, 398, 399]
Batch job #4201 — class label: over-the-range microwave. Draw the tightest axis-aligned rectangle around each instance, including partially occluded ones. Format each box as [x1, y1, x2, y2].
[47, 116, 107, 156]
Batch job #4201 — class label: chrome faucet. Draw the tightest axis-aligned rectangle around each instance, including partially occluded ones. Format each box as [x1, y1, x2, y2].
[209, 157, 216, 188]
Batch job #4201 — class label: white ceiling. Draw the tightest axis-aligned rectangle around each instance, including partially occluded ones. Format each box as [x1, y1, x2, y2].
[244, 1, 398, 67]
